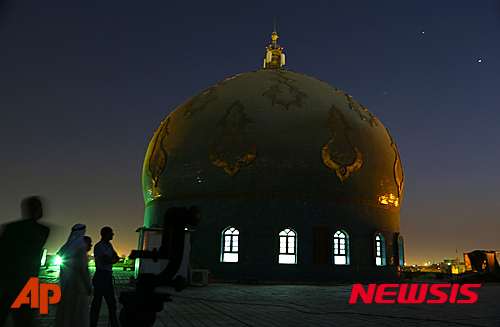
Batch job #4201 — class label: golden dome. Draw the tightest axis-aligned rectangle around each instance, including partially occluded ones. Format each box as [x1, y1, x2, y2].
[142, 69, 404, 214]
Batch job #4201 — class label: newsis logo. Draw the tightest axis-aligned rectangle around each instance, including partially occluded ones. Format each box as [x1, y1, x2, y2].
[349, 283, 481, 304]
[11, 278, 61, 314]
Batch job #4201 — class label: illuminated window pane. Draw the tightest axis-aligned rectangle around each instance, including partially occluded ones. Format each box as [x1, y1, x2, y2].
[375, 233, 386, 266]
[224, 253, 238, 263]
[334, 256, 347, 265]
[279, 254, 296, 264]
[333, 230, 349, 265]
[225, 228, 238, 235]
[278, 228, 297, 264]
[221, 226, 239, 263]
[398, 236, 404, 266]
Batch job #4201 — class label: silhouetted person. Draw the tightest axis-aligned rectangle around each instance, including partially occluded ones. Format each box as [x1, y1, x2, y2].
[0, 196, 50, 327]
[55, 224, 92, 327]
[90, 226, 120, 327]
[84, 236, 92, 252]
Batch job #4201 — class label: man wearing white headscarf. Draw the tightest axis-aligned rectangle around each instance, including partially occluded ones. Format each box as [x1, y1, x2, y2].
[55, 223, 92, 327]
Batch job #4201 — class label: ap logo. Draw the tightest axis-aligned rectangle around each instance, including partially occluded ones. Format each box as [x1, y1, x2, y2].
[11, 278, 61, 314]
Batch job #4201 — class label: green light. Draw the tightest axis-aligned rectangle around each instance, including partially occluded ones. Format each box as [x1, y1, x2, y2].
[55, 255, 62, 266]
[40, 249, 47, 266]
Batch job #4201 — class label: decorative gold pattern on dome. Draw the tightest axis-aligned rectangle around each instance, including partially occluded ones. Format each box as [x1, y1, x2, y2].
[347, 95, 378, 127]
[147, 117, 170, 187]
[263, 71, 308, 109]
[376, 129, 404, 208]
[387, 130, 404, 199]
[209, 101, 257, 177]
[378, 194, 399, 207]
[182, 85, 220, 116]
[322, 105, 362, 182]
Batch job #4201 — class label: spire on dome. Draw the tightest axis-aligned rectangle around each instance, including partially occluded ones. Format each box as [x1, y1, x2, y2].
[263, 24, 285, 69]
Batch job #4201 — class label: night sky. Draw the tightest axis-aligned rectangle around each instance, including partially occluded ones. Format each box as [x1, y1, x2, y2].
[1, 1, 499, 266]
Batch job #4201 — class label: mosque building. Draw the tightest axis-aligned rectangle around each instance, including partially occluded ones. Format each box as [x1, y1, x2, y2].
[140, 29, 405, 282]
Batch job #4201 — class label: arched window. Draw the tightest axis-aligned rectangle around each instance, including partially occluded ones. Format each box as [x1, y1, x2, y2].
[397, 234, 404, 266]
[221, 226, 239, 263]
[375, 233, 386, 266]
[279, 228, 297, 264]
[333, 230, 350, 265]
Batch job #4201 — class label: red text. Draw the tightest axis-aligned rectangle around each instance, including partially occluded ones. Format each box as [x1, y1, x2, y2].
[349, 283, 480, 304]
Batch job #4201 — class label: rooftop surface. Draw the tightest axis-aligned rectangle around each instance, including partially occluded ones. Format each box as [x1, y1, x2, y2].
[5, 267, 500, 326]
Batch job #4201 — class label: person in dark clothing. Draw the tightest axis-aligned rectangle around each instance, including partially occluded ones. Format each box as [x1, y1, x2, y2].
[0, 196, 50, 327]
[89, 226, 120, 327]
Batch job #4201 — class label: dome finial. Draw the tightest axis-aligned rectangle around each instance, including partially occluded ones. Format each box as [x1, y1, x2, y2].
[263, 22, 285, 69]
[272, 19, 278, 44]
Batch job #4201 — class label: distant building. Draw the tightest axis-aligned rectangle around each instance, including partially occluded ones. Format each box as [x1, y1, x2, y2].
[464, 250, 500, 275]
[444, 258, 466, 274]
[140, 30, 405, 282]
